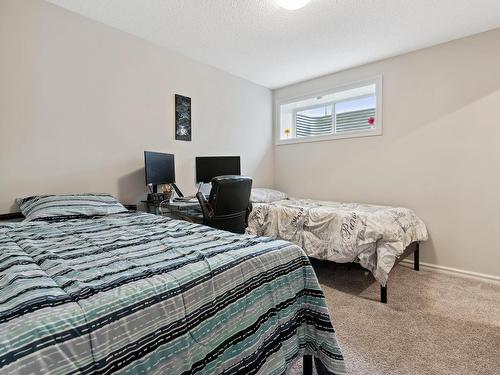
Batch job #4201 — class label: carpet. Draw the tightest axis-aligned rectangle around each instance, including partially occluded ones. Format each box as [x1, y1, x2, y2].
[289, 261, 500, 374]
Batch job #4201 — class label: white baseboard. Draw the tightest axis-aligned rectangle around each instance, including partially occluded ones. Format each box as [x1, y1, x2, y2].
[400, 259, 500, 283]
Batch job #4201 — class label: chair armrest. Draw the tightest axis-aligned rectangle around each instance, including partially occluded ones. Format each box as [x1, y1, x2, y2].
[196, 192, 213, 222]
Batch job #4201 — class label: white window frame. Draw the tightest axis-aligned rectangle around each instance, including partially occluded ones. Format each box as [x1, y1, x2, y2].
[275, 76, 383, 145]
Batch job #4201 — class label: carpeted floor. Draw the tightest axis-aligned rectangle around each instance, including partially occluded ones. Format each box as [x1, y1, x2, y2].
[290, 261, 500, 374]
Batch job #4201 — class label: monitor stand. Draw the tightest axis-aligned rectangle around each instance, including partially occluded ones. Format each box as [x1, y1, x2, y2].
[171, 183, 184, 198]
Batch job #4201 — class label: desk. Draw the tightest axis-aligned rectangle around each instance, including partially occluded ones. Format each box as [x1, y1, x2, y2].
[140, 200, 203, 223]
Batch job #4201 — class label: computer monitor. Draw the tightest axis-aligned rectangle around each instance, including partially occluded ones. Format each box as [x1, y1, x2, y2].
[144, 151, 175, 193]
[195, 156, 241, 183]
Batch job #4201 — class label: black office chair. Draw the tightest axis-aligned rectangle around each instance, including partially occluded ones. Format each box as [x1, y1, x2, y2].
[196, 175, 252, 234]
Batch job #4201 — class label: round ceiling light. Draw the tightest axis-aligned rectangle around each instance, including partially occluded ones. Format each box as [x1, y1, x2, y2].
[276, 0, 311, 10]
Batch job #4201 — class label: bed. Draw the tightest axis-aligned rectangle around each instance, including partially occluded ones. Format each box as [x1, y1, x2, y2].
[246, 190, 428, 303]
[0, 196, 346, 375]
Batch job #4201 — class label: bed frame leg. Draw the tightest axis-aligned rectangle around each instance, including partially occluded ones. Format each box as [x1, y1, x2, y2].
[380, 285, 387, 303]
[303, 355, 313, 375]
[414, 242, 420, 271]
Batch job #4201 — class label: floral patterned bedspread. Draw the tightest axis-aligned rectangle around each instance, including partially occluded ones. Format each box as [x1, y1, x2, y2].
[247, 199, 428, 286]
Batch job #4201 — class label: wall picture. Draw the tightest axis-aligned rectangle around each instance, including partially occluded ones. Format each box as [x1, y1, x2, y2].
[175, 94, 191, 141]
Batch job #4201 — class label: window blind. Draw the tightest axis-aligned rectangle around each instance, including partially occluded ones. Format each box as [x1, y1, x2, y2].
[335, 108, 376, 133]
[295, 114, 333, 137]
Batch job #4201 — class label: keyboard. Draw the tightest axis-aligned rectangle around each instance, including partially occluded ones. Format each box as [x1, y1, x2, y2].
[173, 197, 198, 203]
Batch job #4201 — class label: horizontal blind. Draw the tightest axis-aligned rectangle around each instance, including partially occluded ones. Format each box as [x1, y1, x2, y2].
[296, 114, 333, 137]
[335, 108, 376, 133]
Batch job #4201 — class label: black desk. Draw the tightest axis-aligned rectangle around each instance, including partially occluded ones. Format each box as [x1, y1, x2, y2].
[140, 199, 203, 223]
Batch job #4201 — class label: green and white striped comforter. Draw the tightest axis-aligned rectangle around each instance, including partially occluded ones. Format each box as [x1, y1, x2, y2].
[0, 212, 345, 374]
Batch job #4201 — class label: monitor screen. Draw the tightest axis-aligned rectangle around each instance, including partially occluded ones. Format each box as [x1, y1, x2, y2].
[144, 151, 175, 185]
[196, 156, 241, 183]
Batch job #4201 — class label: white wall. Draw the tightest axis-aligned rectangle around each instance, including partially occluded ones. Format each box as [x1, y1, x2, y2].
[274, 28, 500, 278]
[0, 0, 273, 213]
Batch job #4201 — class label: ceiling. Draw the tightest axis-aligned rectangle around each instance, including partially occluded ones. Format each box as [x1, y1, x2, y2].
[46, 0, 500, 89]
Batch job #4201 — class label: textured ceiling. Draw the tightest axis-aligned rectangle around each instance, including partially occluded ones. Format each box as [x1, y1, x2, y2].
[46, 0, 500, 88]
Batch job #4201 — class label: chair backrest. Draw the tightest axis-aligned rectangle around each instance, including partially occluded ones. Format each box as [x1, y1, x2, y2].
[198, 175, 252, 234]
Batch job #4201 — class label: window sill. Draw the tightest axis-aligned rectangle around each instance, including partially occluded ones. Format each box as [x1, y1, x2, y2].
[275, 128, 382, 146]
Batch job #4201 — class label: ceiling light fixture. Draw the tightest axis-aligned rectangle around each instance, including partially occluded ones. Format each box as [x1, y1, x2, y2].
[276, 0, 311, 10]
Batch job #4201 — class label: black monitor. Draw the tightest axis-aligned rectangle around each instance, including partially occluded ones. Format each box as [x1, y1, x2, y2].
[196, 156, 241, 183]
[144, 151, 175, 193]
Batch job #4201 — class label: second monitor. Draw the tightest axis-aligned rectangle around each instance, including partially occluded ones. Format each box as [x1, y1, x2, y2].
[196, 156, 241, 183]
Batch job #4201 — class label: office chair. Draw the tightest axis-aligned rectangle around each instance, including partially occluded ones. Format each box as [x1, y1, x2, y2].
[196, 175, 252, 234]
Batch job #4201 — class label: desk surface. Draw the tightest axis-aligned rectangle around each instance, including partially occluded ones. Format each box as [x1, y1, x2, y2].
[141, 199, 200, 210]
[140, 200, 202, 223]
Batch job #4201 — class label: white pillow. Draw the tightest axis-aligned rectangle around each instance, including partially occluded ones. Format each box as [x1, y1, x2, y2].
[250, 188, 288, 203]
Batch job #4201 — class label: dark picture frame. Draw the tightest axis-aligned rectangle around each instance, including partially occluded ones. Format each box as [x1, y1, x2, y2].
[175, 94, 191, 141]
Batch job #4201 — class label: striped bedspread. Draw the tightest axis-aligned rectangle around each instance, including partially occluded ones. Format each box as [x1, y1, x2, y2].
[0, 212, 345, 374]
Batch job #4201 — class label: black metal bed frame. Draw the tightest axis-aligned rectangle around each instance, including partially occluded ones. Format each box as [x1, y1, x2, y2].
[303, 355, 313, 375]
[343, 241, 420, 303]
[0, 212, 24, 221]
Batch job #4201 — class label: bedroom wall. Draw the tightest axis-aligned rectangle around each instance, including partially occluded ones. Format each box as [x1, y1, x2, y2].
[273, 28, 500, 279]
[0, 0, 273, 213]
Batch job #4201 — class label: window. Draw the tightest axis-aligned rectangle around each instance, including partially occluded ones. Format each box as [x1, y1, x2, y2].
[276, 77, 382, 144]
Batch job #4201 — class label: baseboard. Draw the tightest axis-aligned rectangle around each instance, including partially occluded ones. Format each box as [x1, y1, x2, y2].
[400, 259, 500, 283]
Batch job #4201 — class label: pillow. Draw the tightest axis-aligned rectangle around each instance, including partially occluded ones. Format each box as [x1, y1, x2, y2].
[16, 194, 128, 221]
[250, 188, 288, 203]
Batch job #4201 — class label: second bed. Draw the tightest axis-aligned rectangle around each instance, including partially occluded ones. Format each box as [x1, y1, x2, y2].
[246, 191, 428, 302]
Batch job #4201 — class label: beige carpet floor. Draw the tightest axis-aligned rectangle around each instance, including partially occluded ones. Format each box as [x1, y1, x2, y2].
[290, 261, 500, 375]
